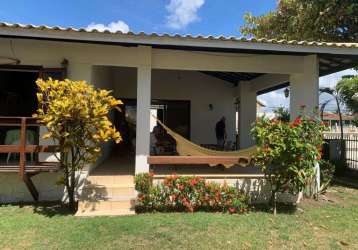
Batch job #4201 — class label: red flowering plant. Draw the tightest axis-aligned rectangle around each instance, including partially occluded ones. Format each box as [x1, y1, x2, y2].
[251, 108, 326, 215]
[134, 174, 248, 214]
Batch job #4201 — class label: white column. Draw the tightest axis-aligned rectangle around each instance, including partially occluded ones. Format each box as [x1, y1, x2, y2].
[238, 81, 257, 148]
[289, 55, 319, 119]
[135, 46, 152, 174]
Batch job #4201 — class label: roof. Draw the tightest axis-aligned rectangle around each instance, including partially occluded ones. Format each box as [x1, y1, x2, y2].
[0, 22, 357, 51]
[322, 112, 355, 121]
[0, 22, 357, 88]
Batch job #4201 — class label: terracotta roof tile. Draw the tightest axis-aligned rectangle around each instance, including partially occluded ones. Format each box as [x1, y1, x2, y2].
[0, 22, 357, 49]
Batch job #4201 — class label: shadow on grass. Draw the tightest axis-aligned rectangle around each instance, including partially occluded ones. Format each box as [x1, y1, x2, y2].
[10, 201, 75, 217]
[333, 176, 358, 189]
[250, 203, 297, 215]
[32, 202, 74, 217]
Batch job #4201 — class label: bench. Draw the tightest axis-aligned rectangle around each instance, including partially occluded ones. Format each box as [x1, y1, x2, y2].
[147, 156, 250, 166]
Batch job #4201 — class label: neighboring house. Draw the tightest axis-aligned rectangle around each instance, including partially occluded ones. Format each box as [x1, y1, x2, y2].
[322, 112, 357, 132]
[0, 23, 357, 215]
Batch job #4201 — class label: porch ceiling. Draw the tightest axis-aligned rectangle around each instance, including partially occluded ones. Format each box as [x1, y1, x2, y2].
[201, 54, 358, 89]
[200, 71, 263, 86]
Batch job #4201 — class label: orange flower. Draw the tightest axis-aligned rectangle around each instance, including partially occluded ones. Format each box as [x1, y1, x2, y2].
[190, 179, 198, 186]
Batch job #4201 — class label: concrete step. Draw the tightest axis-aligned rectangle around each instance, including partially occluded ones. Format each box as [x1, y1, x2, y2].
[77, 174, 137, 217]
[77, 200, 135, 213]
[75, 209, 136, 217]
[80, 185, 135, 199]
[86, 175, 134, 186]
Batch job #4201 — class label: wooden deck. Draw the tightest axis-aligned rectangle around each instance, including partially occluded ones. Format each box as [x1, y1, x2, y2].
[0, 117, 60, 201]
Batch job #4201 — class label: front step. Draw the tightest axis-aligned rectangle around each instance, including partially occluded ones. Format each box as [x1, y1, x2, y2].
[77, 200, 135, 212]
[80, 184, 135, 200]
[86, 175, 134, 186]
[75, 174, 136, 217]
[76, 209, 136, 217]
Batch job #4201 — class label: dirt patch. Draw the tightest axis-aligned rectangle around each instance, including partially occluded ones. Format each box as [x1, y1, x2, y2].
[299, 191, 343, 209]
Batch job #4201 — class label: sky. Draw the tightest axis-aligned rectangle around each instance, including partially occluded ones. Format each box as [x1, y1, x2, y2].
[0, 0, 356, 114]
[0, 0, 276, 36]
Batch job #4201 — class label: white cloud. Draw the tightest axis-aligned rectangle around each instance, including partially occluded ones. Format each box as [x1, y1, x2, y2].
[86, 20, 130, 33]
[257, 88, 289, 116]
[319, 69, 358, 112]
[166, 0, 205, 29]
[319, 69, 357, 88]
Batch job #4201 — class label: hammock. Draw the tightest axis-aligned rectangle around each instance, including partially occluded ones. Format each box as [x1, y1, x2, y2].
[153, 117, 256, 168]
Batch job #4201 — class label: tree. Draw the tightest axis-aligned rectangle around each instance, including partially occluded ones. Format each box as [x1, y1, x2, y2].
[33, 78, 122, 210]
[336, 75, 358, 114]
[273, 107, 290, 122]
[240, 0, 358, 42]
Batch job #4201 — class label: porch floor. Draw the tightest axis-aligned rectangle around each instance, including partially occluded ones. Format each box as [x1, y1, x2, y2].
[91, 153, 135, 176]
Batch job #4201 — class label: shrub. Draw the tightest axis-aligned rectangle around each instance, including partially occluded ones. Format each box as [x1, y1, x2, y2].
[251, 108, 326, 214]
[33, 78, 122, 210]
[135, 175, 248, 214]
[134, 172, 154, 194]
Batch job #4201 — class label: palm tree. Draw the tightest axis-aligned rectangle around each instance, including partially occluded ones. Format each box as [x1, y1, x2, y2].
[319, 87, 345, 166]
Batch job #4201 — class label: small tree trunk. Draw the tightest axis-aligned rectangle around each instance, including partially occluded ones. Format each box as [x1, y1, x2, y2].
[62, 152, 76, 212]
[270, 189, 277, 216]
[63, 165, 75, 211]
[67, 184, 75, 211]
[69, 168, 76, 211]
[273, 192, 277, 216]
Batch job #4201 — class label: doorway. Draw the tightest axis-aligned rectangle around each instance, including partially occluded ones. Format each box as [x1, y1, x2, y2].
[113, 98, 191, 155]
[0, 67, 65, 164]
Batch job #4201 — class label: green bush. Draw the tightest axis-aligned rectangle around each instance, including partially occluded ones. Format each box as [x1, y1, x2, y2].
[134, 172, 154, 194]
[135, 175, 248, 214]
[251, 108, 326, 214]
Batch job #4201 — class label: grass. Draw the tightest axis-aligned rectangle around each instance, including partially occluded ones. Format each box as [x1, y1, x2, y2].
[1, 185, 358, 250]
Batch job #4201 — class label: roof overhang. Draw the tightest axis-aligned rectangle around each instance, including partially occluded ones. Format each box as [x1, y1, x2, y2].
[0, 23, 357, 89]
[0, 23, 357, 56]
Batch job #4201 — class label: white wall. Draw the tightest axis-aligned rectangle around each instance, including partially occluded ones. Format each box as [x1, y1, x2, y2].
[110, 67, 237, 144]
[0, 172, 64, 203]
[91, 66, 116, 169]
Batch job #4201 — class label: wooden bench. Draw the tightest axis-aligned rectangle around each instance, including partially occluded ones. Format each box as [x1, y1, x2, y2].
[147, 156, 250, 166]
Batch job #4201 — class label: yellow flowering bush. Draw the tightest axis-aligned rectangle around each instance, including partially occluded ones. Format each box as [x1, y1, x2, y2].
[33, 78, 122, 210]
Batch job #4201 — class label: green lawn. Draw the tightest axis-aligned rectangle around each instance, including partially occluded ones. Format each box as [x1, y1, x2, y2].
[1, 185, 358, 250]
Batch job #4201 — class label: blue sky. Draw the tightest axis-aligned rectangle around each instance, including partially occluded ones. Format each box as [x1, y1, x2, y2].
[0, 0, 356, 113]
[0, 0, 276, 36]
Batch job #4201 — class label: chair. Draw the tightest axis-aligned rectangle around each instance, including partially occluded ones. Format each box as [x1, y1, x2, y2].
[5, 129, 36, 164]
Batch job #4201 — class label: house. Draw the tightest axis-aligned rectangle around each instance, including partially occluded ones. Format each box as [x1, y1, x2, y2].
[0, 23, 357, 215]
[322, 112, 357, 132]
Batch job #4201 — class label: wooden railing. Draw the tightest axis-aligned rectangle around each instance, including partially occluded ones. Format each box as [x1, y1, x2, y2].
[0, 116, 61, 201]
[0, 116, 59, 178]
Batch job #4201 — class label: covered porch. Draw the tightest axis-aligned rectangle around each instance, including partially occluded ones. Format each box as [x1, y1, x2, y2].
[90, 45, 355, 178]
